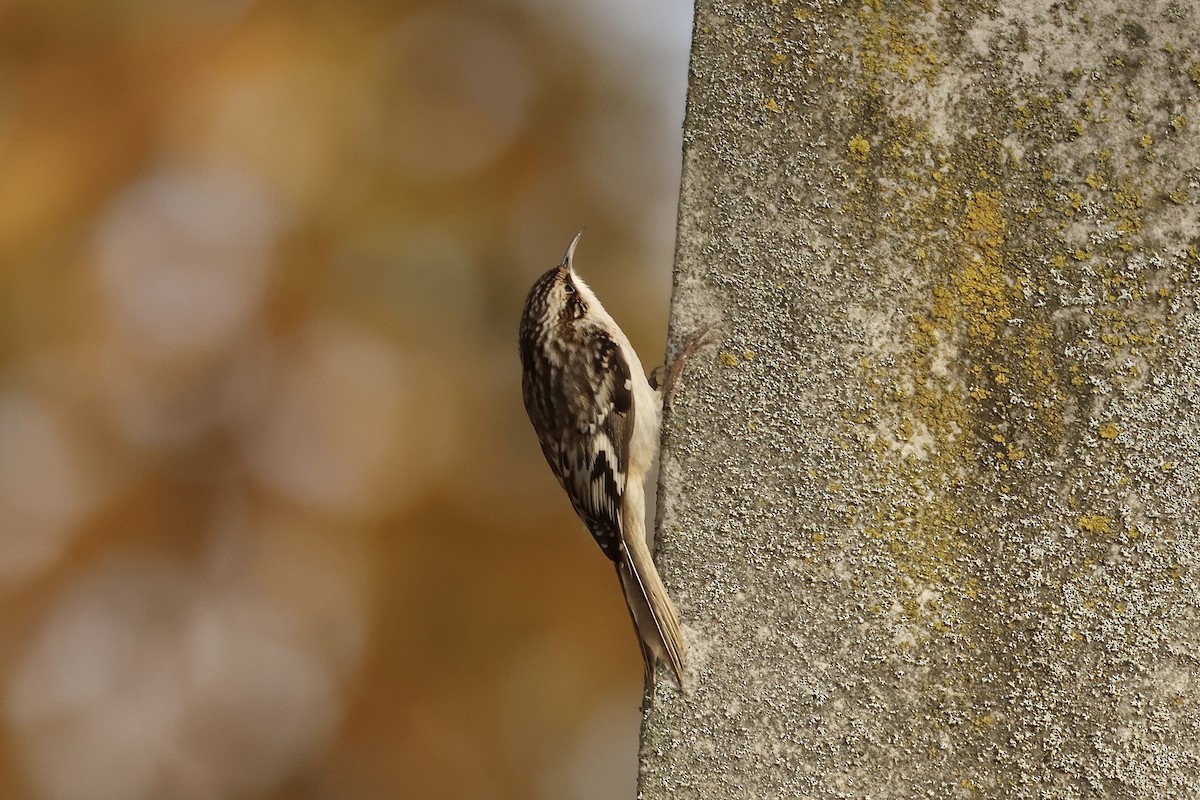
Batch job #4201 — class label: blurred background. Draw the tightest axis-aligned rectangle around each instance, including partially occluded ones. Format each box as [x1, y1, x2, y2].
[0, 1, 691, 797]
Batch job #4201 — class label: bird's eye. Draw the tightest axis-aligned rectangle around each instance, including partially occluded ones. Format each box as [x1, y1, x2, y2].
[563, 282, 576, 294]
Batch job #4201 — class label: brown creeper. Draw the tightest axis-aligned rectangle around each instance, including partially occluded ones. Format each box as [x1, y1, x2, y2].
[518, 231, 686, 688]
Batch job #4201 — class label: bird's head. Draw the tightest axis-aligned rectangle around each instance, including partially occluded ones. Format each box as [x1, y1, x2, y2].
[520, 230, 594, 332]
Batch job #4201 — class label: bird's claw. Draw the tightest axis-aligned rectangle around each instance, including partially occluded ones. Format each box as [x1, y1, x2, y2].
[656, 325, 718, 409]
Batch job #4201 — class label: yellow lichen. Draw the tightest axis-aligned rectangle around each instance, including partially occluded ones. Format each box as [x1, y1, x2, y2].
[1113, 184, 1143, 209]
[1078, 514, 1113, 534]
[943, 191, 1011, 343]
[849, 134, 871, 161]
[1099, 422, 1120, 439]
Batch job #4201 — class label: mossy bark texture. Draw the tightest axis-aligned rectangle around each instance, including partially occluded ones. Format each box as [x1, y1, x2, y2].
[643, 1, 1200, 797]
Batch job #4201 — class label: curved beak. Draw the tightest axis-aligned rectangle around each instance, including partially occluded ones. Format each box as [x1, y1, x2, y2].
[559, 229, 584, 271]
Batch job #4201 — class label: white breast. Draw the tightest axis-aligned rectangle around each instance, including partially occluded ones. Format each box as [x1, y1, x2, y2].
[570, 271, 661, 481]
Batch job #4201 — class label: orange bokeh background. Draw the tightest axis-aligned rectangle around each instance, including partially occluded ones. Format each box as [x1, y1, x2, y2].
[0, 1, 690, 797]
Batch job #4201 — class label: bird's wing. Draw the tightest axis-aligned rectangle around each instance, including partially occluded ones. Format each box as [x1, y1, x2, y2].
[551, 330, 633, 562]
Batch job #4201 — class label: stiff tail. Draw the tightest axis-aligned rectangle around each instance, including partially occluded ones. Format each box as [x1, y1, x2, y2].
[616, 513, 687, 689]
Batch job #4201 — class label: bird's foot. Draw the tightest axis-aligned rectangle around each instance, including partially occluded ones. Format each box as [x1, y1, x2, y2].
[652, 325, 717, 409]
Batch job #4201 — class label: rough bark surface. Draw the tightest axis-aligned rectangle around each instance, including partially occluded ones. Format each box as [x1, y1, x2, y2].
[642, 1, 1200, 797]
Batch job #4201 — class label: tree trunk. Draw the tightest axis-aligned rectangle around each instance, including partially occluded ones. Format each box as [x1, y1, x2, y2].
[643, 1, 1200, 797]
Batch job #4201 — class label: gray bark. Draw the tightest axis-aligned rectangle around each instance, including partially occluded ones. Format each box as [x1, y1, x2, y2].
[642, 1, 1200, 797]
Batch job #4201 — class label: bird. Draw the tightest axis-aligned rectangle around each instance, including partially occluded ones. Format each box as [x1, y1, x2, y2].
[518, 231, 686, 689]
